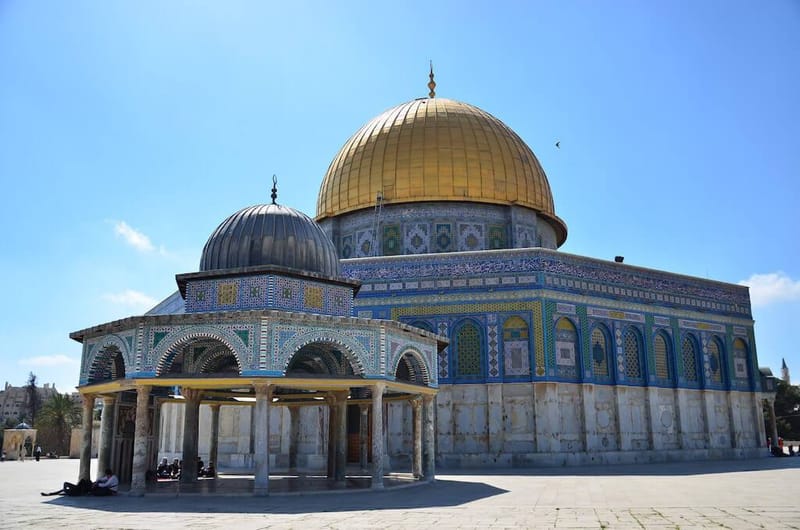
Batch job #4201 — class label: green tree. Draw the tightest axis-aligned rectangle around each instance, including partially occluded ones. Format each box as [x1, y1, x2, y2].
[25, 372, 41, 426]
[772, 379, 800, 440]
[37, 393, 81, 456]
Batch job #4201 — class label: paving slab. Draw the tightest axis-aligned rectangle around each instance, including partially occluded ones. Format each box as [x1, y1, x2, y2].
[0, 456, 798, 528]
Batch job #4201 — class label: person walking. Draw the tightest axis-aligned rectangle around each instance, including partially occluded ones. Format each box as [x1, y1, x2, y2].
[34, 445, 42, 462]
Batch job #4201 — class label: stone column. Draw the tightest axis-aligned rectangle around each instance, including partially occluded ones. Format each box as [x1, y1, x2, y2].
[130, 385, 152, 495]
[371, 383, 386, 489]
[334, 390, 349, 485]
[325, 393, 336, 479]
[359, 404, 369, 470]
[288, 405, 300, 472]
[253, 384, 271, 496]
[180, 387, 203, 484]
[423, 394, 436, 481]
[78, 393, 95, 481]
[411, 397, 422, 478]
[97, 395, 116, 476]
[209, 404, 221, 469]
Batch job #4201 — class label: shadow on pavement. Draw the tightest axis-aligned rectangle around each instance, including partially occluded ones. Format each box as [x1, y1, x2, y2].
[42, 479, 508, 514]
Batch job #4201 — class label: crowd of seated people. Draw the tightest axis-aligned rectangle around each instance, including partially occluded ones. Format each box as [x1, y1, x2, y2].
[154, 457, 215, 479]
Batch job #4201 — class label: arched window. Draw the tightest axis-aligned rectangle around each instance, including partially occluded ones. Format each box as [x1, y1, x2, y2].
[653, 331, 672, 381]
[733, 338, 749, 381]
[455, 321, 483, 378]
[591, 325, 610, 378]
[707, 337, 723, 384]
[623, 327, 643, 379]
[503, 316, 530, 376]
[555, 317, 578, 372]
[682, 334, 699, 382]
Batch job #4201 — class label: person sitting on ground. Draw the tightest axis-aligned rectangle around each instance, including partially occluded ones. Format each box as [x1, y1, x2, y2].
[200, 461, 216, 478]
[41, 478, 92, 497]
[197, 456, 204, 477]
[91, 468, 119, 496]
[157, 458, 171, 478]
[170, 458, 181, 478]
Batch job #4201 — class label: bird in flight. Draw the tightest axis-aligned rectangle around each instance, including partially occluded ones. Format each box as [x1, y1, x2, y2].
[555, 141, 560, 149]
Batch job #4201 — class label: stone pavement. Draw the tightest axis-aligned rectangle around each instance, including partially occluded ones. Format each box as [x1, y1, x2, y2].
[1, 456, 799, 529]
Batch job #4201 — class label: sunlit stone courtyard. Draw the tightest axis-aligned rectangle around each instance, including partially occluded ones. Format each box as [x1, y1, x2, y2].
[2, 456, 799, 529]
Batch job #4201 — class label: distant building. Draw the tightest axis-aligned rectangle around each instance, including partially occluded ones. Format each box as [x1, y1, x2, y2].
[0, 382, 58, 422]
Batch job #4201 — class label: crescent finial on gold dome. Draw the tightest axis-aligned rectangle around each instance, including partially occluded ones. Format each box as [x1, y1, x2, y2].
[428, 61, 436, 98]
[271, 174, 278, 204]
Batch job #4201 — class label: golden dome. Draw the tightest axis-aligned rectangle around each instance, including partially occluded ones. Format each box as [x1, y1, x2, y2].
[316, 97, 567, 245]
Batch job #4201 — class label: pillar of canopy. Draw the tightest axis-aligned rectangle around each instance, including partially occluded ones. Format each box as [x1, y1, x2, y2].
[78, 394, 95, 482]
[75, 375, 437, 495]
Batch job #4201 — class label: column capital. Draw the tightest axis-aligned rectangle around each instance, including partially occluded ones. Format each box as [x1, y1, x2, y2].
[410, 395, 423, 410]
[81, 393, 96, 405]
[136, 385, 152, 396]
[208, 403, 221, 411]
[372, 382, 386, 395]
[253, 383, 271, 399]
[422, 394, 435, 405]
[101, 395, 116, 406]
[181, 387, 204, 403]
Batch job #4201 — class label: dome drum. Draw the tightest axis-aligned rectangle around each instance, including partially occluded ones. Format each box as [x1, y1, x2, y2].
[316, 97, 567, 249]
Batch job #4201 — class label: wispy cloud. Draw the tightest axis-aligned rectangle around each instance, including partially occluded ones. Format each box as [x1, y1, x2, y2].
[103, 289, 158, 309]
[18, 355, 80, 368]
[113, 221, 157, 253]
[738, 271, 800, 307]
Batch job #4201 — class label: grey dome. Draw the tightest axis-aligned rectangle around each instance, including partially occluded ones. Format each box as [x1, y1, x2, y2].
[200, 204, 340, 276]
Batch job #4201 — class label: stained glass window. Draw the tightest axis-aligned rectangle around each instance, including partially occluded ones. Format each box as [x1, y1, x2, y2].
[682, 334, 698, 382]
[456, 322, 482, 377]
[555, 318, 577, 367]
[654, 332, 671, 380]
[708, 338, 722, 383]
[591, 326, 609, 377]
[733, 338, 749, 380]
[623, 328, 642, 379]
[503, 316, 530, 376]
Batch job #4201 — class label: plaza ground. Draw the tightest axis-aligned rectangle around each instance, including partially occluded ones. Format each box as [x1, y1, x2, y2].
[1, 456, 798, 529]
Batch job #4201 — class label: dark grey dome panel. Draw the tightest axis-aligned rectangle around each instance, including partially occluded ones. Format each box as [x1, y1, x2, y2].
[200, 204, 340, 276]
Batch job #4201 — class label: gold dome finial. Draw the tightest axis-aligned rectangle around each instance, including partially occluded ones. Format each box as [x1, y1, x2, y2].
[428, 61, 436, 98]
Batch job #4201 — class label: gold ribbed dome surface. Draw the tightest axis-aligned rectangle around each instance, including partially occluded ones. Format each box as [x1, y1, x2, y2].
[316, 97, 566, 243]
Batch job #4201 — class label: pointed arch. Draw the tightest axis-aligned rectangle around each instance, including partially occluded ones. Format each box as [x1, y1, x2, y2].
[707, 335, 725, 385]
[622, 326, 644, 382]
[503, 316, 530, 377]
[732, 337, 750, 382]
[155, 329, 245, 376]
[554, 317, 580, 379]
[653, 329, 673, 384]
[681, 333, 700, 384]
[280, 331, 367, 377]
[393, 347, 432, 386]
[453, 318, 484, 378]
[590, 323, 612, 382]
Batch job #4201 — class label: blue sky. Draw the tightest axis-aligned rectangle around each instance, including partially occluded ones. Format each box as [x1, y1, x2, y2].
[1, 1, 798, 394]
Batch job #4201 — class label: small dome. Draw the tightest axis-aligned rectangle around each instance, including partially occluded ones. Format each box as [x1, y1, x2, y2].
[316, 97, 567, 245]
[200, 203, 340, 277]
[14, 422, 31, 430]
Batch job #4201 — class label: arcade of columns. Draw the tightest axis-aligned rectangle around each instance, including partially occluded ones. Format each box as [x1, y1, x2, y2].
[78, 381, 436, 496]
